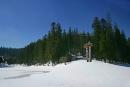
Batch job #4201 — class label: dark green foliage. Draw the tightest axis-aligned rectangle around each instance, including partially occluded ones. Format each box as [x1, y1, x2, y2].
[0, 17, 130, 65]
[0, 47, 22, 64]
[16, 22, 88, 65]
[92, 17, 130, 63]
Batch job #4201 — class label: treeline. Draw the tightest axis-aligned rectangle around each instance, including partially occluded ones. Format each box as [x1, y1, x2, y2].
[0, 47, 22, 64]
[92, 17, 130, 63]
[19, 22, 90, 65]
[1, 17, 130, 65]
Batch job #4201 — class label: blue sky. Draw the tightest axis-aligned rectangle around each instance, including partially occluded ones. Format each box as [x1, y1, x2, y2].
[0, 0, 130, 48]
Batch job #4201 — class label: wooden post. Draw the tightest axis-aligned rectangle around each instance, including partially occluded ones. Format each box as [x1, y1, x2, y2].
[89, 46, 91, 62]
[86, 48, 88, 61]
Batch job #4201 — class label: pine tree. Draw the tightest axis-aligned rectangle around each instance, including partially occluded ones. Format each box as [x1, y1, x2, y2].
[2, 18, 130, 65]
[92, 17, 102, 60]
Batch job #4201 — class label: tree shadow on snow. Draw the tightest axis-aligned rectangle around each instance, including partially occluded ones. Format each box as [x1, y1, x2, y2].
[114, 63, 130, 67]
[3, 70, 50, 79]
[0, 65, 13, 68]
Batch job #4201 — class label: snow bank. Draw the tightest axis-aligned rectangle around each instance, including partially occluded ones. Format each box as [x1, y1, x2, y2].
[0, 60, 130, 87]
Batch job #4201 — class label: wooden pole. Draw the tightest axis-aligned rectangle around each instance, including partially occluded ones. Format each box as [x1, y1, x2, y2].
[89, 46, 91, 62]
[86, 48, 88, 61]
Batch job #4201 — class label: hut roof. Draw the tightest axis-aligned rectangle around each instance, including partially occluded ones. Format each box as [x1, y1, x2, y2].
[84, 41, 93, 48]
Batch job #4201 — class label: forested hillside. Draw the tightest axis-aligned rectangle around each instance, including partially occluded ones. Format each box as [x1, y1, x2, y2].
[1, 17, 130, 65]
[92, 17, 130, 63]
[0, 47, 22, 64]
[20, 22, 90, 65]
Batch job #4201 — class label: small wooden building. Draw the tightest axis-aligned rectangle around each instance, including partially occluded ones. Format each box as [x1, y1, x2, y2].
[84, 41, 93, 62]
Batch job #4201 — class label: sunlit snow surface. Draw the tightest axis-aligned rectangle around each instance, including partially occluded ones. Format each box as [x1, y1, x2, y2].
[0, 60, 130, 87]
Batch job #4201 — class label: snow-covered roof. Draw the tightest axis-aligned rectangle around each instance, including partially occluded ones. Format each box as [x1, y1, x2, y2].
[84, 41, 93, 48]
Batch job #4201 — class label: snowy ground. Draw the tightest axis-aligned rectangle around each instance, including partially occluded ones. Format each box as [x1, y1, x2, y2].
[0, 60, 130, 87]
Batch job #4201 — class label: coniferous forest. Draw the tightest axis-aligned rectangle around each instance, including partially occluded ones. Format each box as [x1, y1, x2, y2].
[0, 17, 130, 65]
